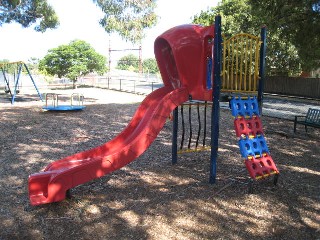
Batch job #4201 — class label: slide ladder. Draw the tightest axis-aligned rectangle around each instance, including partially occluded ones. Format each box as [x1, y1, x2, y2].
[230, 96, 279, 182]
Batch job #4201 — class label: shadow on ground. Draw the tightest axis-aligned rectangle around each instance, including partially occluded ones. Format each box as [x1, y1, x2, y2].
[0, 98, 319, 239]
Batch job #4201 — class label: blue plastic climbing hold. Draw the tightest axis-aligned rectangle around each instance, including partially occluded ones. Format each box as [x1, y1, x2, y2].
[230, 96, 260, 118]
[238, 135, 269, 158]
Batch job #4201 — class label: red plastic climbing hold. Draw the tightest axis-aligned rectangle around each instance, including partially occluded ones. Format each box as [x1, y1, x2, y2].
[234, 116, 264, 138]
[244, 154, 279, 180]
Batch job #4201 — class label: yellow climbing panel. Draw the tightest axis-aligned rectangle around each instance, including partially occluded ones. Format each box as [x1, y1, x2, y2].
[221, 33, 261, 93]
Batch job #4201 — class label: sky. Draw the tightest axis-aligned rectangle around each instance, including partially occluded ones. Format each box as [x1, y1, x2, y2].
[0, 0, 218, 66]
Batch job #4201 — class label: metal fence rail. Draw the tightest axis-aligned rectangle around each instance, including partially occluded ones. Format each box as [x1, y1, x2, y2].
[4, 73, 317, 121]
[83, 76, 320, 121]
[92, 77, 164, 95]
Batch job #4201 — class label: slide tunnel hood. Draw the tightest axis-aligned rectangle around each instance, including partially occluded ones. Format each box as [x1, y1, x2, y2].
[154, 24, 215, 101]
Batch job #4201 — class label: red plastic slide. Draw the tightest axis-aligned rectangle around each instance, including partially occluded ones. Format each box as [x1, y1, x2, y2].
[29, 86, 189, 205]
[29, 23, 215, 205]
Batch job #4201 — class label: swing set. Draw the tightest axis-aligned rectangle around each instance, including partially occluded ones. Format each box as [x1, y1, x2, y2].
[0, 61, 43, 104]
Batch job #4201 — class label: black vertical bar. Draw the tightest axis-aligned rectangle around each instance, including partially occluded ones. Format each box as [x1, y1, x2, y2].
[188, 103, 192, 149]
[172, 107, 179, 164]
[258, 26, 267, 115]
[180, 105, 185, 150]
[210, 15, 222, 184]
[203, 101, 207, 147]
[195, 103, 201, 149]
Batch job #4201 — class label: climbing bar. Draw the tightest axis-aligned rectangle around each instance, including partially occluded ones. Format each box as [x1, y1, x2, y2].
[178, 101, 212, 154]
[178, 146, 211, 154]
[195, 103, 201, 148]
[188, 103, 192, 149]
[244, 154, 279, 180]
[180, 105, 185, 150]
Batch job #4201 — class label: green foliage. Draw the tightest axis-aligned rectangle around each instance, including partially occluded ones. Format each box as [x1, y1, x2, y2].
[94, 0, 158, 44]
[116, 54, 140, 72]
[0, 0, 21, 11]
[0, 59, 15, 74]
[26, 57, 40, 74]
[39, 40, 107, 82]
[143, 58, 159, 74]
[193, 0, 259, 36]
[192, 0, 307, 76]
[248, 0, 320, 72]
[116, 55, 159, 74]
[0, 0, 158, 43]
[0, 0, 59, 32]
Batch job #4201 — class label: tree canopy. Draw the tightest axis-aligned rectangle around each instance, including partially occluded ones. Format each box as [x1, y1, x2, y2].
[143, 58, 159, 74]
[116, 55, 158, 74]
[94, 0, 157, 44]
[192, 0, 320, 75]
[116, 54, 140, 72]
[39, 40, 107, 84]
[0, 0, 59, 32]
[0, 0, 157, 43]
[248, 0, 320, 72]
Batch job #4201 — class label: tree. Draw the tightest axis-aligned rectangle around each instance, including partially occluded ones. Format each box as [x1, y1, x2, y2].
[248, 0, 320, 72]
[192, 0, 303, 76]
[26, 57, 40, 74]
[0, 0, 21, 11]
[0, 0, 59, 32]
[94, 0, 158, 44]
[116, 54, 140, 72]
[0, 0, 158, 43]
[143, 58, 159, 74]
[39, 40, 107, 87]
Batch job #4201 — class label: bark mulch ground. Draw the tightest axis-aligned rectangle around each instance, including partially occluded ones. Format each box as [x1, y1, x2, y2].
[0, 88, 319, 240]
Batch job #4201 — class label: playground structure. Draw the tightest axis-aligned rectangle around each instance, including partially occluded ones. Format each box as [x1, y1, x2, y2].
[0, 61, 43, 104]
[28, 16, 279, 205]
[170, 19, 277, 185]
[42, 93, 85, 111]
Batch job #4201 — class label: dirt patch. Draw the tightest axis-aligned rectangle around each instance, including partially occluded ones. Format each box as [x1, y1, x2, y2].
[0, 88, 319, 239]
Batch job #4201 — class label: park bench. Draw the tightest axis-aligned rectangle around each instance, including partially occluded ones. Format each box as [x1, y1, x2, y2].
[293, 108, 320, 133]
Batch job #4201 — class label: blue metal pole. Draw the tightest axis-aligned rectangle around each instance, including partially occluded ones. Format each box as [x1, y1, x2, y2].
[172, 107, 179, 164]
[209, 15, 222, 184]
[24, 63, 43, 102]
[11, 63, 23, 104]
[258, 26, 267, 114]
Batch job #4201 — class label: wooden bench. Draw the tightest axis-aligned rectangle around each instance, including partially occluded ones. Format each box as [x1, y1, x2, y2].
[294, 108, 320, 133]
